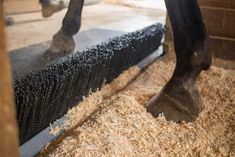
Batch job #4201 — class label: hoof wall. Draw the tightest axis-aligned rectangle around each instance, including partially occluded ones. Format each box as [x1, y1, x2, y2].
[146, 80, 204, 122]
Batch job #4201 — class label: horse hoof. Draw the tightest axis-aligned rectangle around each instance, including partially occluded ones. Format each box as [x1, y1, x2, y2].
[41, 0, 66, 18]
[5, 16, 15, 26]
[48, 30, 75, 53]
[146, 79, 204, 122]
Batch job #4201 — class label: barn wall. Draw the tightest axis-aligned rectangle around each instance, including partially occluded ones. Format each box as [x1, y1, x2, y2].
[200, 0, 235, 60]
[165, 0, 235, 61]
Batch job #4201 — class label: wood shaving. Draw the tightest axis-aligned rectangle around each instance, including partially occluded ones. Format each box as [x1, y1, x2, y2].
[41, 59, 235, 157]
[49, 66, 140, 135]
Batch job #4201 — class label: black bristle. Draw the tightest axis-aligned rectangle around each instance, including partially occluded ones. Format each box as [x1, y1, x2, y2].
[14, 23, 164, 144]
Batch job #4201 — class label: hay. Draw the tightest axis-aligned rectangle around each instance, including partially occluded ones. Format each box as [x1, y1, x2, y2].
[41, 59, 235, 157]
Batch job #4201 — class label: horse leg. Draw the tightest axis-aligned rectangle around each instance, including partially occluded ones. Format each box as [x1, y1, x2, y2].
[48, 0, 84, 53]
[147, 0, 212, 122]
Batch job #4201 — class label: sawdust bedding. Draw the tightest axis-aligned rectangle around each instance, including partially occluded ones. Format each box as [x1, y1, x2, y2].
[40, 59, 235, 157]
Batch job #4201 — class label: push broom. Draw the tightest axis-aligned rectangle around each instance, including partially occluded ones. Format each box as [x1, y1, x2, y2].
[14, 23, 165, 146]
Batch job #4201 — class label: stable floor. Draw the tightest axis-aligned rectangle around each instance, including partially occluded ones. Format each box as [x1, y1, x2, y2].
[5, 1, 166, 51]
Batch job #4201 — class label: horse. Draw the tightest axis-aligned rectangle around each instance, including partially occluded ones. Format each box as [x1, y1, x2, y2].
[9, 0, 213, 122]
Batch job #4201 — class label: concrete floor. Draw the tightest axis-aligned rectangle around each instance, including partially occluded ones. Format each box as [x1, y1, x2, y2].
[5, 0, 234, 70]
[5, 1, 166, 51]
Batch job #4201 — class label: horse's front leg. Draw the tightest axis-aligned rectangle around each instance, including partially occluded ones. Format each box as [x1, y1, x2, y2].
[147, 0, 212, 122]
[48, 0, 84, 53]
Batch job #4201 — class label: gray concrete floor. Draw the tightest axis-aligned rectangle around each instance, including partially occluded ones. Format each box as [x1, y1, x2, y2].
[5, 1, 166, 51]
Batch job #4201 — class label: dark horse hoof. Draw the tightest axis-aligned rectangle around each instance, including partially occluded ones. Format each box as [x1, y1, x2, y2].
[48, 30, 75, 53]
[5, 16, 15, 26]
[146, 78, 204, 122]
[41, 0, 66, 18]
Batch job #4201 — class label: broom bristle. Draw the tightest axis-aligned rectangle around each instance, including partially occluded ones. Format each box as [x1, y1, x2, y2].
[14, 23, 164, 144]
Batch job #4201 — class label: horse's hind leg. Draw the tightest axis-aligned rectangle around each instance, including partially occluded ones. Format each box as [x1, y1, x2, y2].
[147, 0, 212, 122]
[48, 0, 84, 53]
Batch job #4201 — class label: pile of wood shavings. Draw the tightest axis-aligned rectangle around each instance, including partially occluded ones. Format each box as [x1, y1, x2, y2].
[42, 60, 235, 157]
[49, 66, 141, 135]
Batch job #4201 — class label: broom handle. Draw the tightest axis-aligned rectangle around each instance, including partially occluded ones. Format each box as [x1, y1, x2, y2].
[0, 7, 19, 157]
